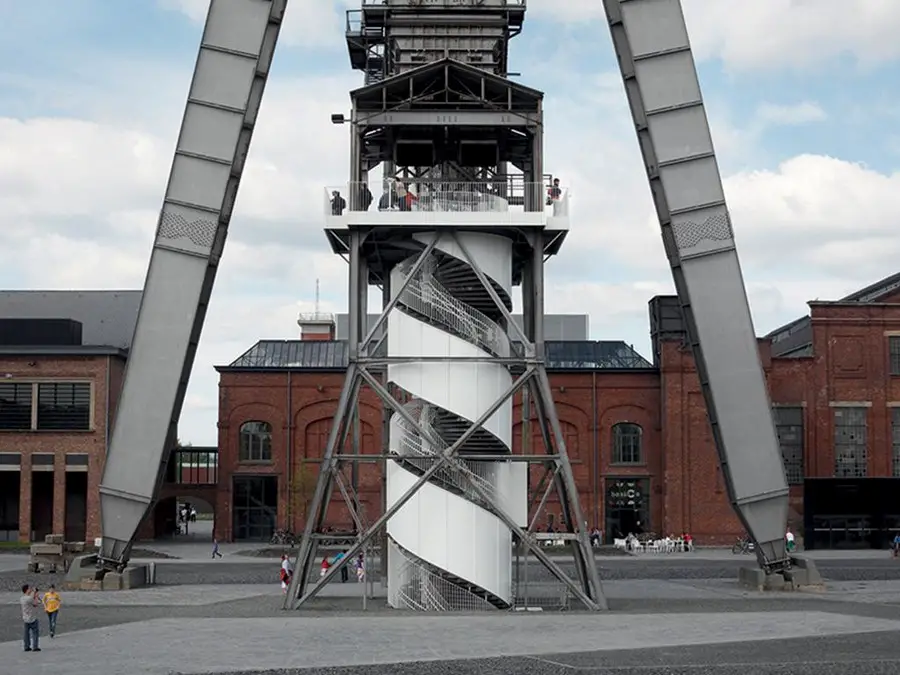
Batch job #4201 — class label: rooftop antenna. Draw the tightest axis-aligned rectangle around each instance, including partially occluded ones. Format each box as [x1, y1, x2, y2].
[315, 278, 320, 315]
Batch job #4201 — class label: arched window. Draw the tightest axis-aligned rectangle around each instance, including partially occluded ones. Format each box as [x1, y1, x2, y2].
[239, 421, 273, 462]
[612, 423, 642, 465]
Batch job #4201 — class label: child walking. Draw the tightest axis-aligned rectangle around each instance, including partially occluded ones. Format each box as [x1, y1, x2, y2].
[42, 584, 61, 638]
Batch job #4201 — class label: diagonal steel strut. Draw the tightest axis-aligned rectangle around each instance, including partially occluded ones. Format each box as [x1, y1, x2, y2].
[288, 365, 536, 608]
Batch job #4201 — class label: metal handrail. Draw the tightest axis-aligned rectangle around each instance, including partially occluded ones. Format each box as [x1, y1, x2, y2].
[396, 256, 507, 356]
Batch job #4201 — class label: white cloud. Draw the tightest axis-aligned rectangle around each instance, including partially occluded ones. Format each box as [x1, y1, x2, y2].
[2, 4, 899, 445]
[527, 0, 900, 71]
[158, 0, 357, 49]
[755, 102, 827, 126]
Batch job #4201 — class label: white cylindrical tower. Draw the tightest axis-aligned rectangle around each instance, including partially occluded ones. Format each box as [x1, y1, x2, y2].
[385, 231, 516, 610]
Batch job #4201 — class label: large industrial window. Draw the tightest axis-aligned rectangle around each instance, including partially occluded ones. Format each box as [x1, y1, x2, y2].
[611, 423, 643, 465]
[0, 383, 33, 431]
[892, 409, 900, 478]
[773, 407, 804, 485]
[239, 421, 273, 462]
[890, 337, 900, 376]
[36, 383, 92, 431]
[833, 407, 867, 478]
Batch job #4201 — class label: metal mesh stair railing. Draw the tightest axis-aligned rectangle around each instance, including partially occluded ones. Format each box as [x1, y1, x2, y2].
[396, 256, 508, 357]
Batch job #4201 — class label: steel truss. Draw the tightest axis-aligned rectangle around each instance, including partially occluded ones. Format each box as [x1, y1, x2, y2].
[284, 227, 607, 611]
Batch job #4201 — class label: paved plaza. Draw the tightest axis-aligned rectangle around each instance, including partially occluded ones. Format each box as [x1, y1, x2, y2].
[1, 548, 899, 674]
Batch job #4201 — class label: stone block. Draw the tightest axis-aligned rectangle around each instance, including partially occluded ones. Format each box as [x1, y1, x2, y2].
[763, 573, 786, 591]
[790, 555, 824, 585]
[119, 565, 147, 590]
[738, 566, 764, 590]
[66, 554, 101, 585]
[102, 573, 123, 591]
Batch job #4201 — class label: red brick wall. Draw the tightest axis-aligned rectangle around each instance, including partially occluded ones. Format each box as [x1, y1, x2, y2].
[0, 354, 121, 542]
[808, 300, 900, 478]
[215, 368, 662, 542]
[657, 338, 822, 542]
[212, 302, 900, 544]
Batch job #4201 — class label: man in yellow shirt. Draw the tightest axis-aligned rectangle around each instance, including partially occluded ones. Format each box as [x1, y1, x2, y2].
[42, 584, 61, 638]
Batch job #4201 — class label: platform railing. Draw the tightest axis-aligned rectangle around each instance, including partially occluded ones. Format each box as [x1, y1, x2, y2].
[324, 180, 568, 218]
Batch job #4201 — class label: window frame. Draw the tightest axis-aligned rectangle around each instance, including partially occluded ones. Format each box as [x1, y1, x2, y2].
[891, 408, 900, 478]
[832, 406, 868, 478]
[0, 381, 93, 433]
[35, 382, 93, 432]
[611, 422, 643, 466]
[238, 421, 273, 463]
[0, 382, 35, 431]
[773, 406, 804, 485]
[889, 336, 900, 376]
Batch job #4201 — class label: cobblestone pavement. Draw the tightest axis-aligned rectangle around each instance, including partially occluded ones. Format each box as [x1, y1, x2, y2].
[2, 575, 900, 675]
[3, 555, 899, 592]
[2, 608, 900, 675]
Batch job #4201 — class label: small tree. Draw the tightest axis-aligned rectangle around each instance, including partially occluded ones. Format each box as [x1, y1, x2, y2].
[289, 461, 318, 533]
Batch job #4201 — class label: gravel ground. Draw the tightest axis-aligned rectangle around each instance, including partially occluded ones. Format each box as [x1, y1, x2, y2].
[212, 631, 900, 675]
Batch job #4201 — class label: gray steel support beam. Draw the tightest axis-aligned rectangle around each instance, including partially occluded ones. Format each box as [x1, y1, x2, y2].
[359, 110, 539, 127]
[603, 0, 789, 571]
[97, 0, 287, 568]
[290, 366, 534, 608]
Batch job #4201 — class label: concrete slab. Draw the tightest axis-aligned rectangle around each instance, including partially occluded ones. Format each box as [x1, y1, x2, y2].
[0, 611, 897, 675]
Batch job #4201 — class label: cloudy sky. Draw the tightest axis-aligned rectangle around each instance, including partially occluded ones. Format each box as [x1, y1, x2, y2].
[2, 0, 899, 446]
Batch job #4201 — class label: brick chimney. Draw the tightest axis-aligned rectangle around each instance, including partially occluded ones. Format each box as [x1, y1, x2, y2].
[297, 312, 335, 341]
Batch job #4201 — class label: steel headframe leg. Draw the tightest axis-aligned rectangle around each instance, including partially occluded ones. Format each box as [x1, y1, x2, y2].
[449, 230, 606, 610]
[360, 366, 605, 610]
[288, 231, 445, 609]
[285, 367, 362, 608]
[289, 364, 533, 609]
[531, 368, 607, 609]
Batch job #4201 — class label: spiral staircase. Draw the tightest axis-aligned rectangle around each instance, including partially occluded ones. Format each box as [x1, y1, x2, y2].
[385, 231, 518, 611]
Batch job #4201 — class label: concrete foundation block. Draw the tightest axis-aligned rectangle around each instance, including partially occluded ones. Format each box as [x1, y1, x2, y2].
[763, 574, 786, 591]
[787, 555, 826, 591]
[120, 565, 147, 590]
[738, 566, 765, 591]
[80, 579, 103, 591]
[738, 556, 826, 593]
[102, 574, 123, 591]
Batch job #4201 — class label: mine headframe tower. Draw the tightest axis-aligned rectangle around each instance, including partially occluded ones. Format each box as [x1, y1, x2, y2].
[285, 0, 606, 611]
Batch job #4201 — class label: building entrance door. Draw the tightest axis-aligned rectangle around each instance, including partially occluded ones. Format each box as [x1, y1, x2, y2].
[605, 478, 649, 542]
[232, 475, 278, 541]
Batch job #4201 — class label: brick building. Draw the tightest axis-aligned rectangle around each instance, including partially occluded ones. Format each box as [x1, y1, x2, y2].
[0, 291, 140, 543]
[211, 274, 900, 548]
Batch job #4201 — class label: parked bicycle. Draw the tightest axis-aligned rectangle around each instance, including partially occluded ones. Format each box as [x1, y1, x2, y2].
[731, 535, 755, 555]
[270, 529, 297, 547]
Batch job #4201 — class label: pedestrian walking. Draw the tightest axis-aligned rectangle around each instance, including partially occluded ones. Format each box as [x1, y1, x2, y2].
[333, 550, 349, 582]
[42, 584, 61, 638]
[280, 554, 293, 593]
[20, 584, 41, 652]
[211, 538, 223, 559]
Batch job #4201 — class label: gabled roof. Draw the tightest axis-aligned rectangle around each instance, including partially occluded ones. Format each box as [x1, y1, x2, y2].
[219, 339, 653, 372]
[350, 57, 543, 109]
[767, 271, 900, 357]
[839, 271, 900, 303]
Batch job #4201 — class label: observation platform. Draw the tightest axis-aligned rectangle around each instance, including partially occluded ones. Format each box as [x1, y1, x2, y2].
[324, 179, 570, 284]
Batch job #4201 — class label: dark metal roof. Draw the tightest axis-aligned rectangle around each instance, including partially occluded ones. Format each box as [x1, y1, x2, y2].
[0, 345, 127, 358]
[350, 56, 544, 105]
[839, 271, 900, 303]
[219, 340, 654, 372]
[766, 271, 900, 358]
[0, 290, 141, 349]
